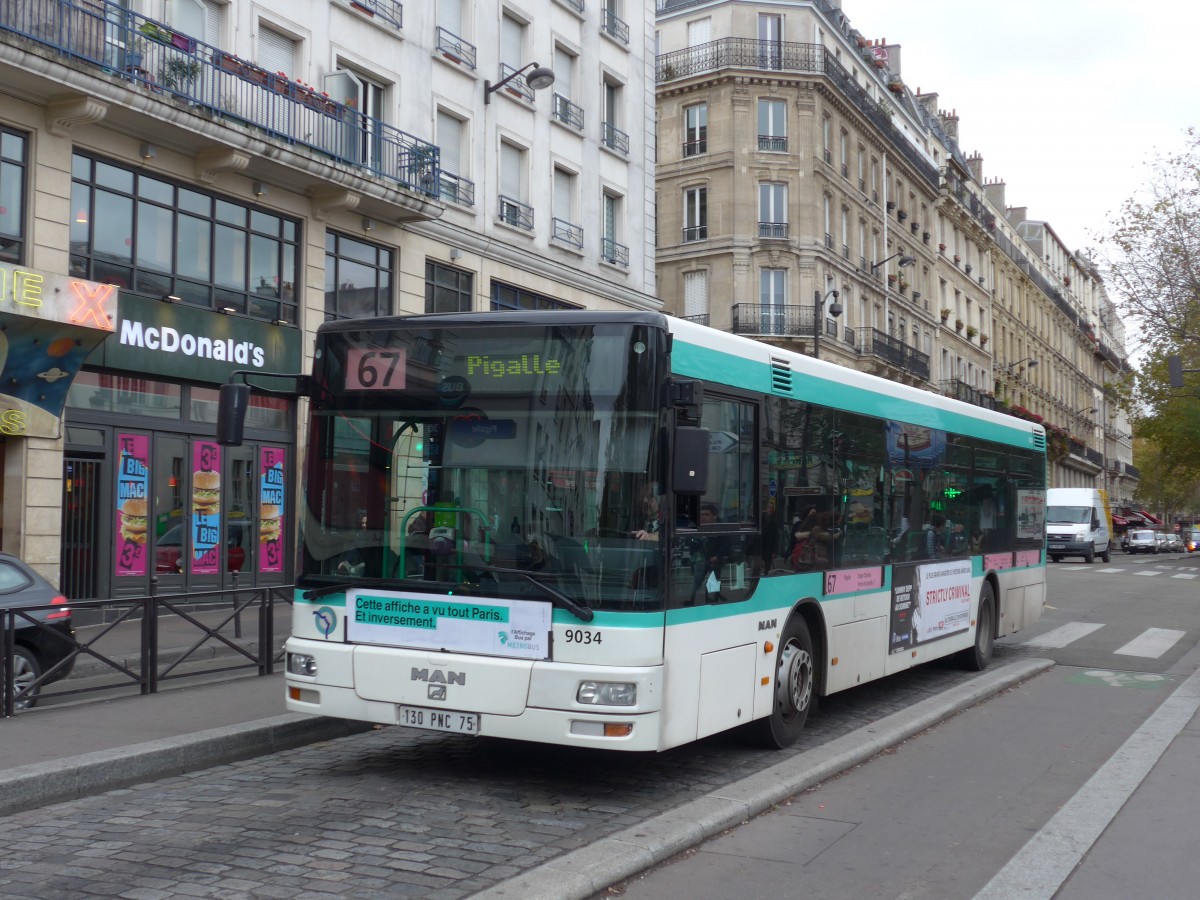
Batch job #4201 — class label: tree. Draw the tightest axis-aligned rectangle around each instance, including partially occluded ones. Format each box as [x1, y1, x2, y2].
[1097, 128, 1200, 358]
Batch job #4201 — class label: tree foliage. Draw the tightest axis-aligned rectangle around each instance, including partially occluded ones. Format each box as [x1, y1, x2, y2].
[1097, 128, 1200, 358]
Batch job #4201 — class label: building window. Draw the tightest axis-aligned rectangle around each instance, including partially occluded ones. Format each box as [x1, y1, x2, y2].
[683, 270, 708, 324]
[601, 80, 629, 155]
[760, 268, 787, 332]
[491, 280, 577, 312]
[758, 183, 787, 239]
[435, 109, 474, 206]
[683, 186, 708, 242]
[425, 260, 473, 314]
[552, 167, 583, 248]
[0, 127, 27, 264]
[324, 231, 394, 321]
[601, 192, 628, 267]
[551, 45, 583, 130]
[684, 103, 707, 157]
[758, 99, 786, 151]
[498, 141, 532, 229]
[69, 153, 299, 323]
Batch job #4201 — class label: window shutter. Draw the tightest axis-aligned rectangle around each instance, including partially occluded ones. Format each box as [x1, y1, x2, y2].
[500, 143, 522, 198]
[553, 169, 571, 219]
[501, 16, 522, 69]
[257, 26, 295, 77]
[438, 0, 462, 35]
[202, 0, 220, 46]
[553, 47, 572, 98]
[437, 111, 462, 174]
[684, 271, 708, 318]
[603, 193, 617, 240]
[687, 18, 710, 47]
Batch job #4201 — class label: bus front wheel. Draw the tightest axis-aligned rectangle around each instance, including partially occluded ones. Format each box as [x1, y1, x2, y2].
[749, 615, 816, 749]
[957, 581, 995, 672]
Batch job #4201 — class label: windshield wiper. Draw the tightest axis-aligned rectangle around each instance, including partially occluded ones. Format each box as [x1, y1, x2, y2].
[467, 564, 594, 623]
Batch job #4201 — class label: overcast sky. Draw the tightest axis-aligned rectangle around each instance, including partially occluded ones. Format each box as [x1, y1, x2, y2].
[842, 0, 1198, 256]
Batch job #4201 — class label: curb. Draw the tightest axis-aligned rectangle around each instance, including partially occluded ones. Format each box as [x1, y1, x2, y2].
[473, 656, 1055, 900]
[0, 714, 372, 818]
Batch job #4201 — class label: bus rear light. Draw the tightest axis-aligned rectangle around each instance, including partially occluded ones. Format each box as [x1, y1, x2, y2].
[577, 680, 636, 706]
[47, 595, 70, 621]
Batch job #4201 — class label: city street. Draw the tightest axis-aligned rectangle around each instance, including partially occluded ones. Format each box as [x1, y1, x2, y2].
[1, 553, 1198, 898]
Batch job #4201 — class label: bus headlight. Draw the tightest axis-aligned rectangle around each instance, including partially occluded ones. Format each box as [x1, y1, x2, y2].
[577, 681, 636, 706]
[287, 652, 318, 677]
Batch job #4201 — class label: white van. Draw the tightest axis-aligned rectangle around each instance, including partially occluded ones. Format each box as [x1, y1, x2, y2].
[1046, 488, 1112, 563]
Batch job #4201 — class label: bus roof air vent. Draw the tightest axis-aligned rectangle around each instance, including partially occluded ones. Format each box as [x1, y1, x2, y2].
[770, 357, 793, 394]
[1032, 431, 1047, 452]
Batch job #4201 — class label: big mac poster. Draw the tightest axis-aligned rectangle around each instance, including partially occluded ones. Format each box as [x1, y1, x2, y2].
[115, 433, 150, 577]
[259, 447, 285, 573]
[192, 442, 221, 574]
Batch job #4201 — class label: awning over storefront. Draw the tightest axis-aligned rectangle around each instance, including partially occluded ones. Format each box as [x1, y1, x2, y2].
[1139, 509, 1164, 524]
[1111, 514, 1128, 527]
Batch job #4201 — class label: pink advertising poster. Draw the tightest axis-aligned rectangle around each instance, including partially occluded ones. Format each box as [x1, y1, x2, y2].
[191, 442, 221, 574]
[115, 433, 150, 577]
[259, 447, 285, 573]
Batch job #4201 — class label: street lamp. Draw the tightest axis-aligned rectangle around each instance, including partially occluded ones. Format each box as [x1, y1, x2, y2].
[1005, 356, 1039, 375]
[813, 289, 843, 360]
[484, 61, 555, 104]
[869, 253, 916, 273]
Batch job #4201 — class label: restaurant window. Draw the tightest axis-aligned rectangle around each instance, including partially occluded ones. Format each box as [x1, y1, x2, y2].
[0, 127, 27, 263]
[69, 153, 299, 323]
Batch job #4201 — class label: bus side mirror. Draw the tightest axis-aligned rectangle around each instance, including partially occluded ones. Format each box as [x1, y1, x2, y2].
[673, 426, 710, 495]
[217, 383, 251, 446]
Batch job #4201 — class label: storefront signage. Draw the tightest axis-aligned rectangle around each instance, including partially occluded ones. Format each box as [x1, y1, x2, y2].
[86, 293, 300, 384]
[192, 442, 222, 575]
[0, 263, 116, 438]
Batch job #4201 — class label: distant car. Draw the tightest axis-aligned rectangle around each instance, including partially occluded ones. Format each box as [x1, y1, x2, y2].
[0, 553, 75, 710]
[1125, 529, 1161, 554]
[1184, 528, 1200, 552]
[1159, 533, 1184, 553]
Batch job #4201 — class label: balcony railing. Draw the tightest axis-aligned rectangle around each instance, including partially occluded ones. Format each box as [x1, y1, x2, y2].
[2, 0, 439, 200]
[498, 195, 534, 230]
[683, 138, 707, 156]
[657, 39, 940, 189]
[758, 222, 788, 239]
[601, 121, 630, 155]
[438, 170, 475, 207]
[731, 303, 817, 338]
[552, 94, 585, 130]
[551, 218, 584, 249]
[494, 62, 535, 102]
[601, 237, 629, 267]
[939, 379, 998, 410]
[435, 26, 476, 69]
[681, 313, 709, 326]
[758, 135, 787, 152]
[682, 224, 708, 242]
[343, 0, 402, 29]
[857, 327, 930, 379]
[601, 9, 630, 44]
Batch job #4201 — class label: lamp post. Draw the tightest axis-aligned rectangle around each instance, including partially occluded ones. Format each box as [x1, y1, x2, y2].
[869, 254, 914, 335]
[813, 289, 843, 360]
[484, 61, 555, 104]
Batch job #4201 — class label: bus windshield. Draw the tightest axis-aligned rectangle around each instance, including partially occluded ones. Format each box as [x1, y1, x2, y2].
[300, 319, 667, 613]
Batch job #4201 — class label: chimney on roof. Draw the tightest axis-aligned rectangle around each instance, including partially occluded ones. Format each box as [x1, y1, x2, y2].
[967, 152, 984, 185]
[916, 92, 939, 118]
[984, 177, 1007, 211]
[940, 108, 959, 142]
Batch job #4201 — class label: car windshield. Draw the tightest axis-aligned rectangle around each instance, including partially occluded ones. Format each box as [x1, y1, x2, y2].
[1130, 531, 1155, 540]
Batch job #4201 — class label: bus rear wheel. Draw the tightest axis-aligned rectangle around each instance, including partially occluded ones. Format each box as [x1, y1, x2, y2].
[749, 615, 816, 749]
[957, 581, 995, 672]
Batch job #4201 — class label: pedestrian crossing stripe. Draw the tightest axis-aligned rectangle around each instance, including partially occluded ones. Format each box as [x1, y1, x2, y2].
[1022, 622, 1187, 659]
[1023, 622, 1103, 648]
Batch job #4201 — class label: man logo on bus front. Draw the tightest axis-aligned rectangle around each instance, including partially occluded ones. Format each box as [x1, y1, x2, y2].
[428, 684, 447, 701]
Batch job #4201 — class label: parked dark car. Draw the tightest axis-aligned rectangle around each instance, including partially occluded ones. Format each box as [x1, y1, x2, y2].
[0, 553, 75, 710]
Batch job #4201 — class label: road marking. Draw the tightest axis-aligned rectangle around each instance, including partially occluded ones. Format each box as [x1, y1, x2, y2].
[976, 663, 1200, 900]
[1114, 627, 1185, 658]
[1171, 573, 1198, 580]
[1134, 570, 1161, 577]
[1022, 622, 1104, 649]
[1070, 669, 1170, 690]
[1096, 567, 1126, 573]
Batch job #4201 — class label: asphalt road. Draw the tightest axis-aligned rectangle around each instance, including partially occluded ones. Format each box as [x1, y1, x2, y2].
[2, 552, 1197, 898]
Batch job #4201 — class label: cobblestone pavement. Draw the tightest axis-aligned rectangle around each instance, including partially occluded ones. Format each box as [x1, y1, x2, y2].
[0, 645, 1032, 899]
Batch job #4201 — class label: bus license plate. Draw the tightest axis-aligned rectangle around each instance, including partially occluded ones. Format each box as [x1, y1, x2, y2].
[398, 705, 479, 735]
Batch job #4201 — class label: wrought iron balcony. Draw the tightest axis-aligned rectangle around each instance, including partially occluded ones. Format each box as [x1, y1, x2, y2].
[551, 218, 584, 249]
[681, 313, 709, 326]
[601, 237, 629, 268]
[343, 0, 402, 29]
[436, 26, 476, 69]
[683, 138, 707, 157]
[601, 9, 630, 44]
[758, 222, 788, 239]
[498, 195, 534, 230]
[758, 135, 787, 152]
[657, 39, 940, 189]
[939, 379, 998, 410]
[731, 303, 817, 339]
[552, 94, 585, 130]
[857, 328, 930, 380]
[2, 0, 439, 199]
[601, 121, 630, 155]
[438, 170, 475, 207]
[682, 225, 708, 242]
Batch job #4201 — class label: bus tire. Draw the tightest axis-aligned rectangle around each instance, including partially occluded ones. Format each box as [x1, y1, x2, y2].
[957, 581, 995, 672]
[748, 614, 816, 749]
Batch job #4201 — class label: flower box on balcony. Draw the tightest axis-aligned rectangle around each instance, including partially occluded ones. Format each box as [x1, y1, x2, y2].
[940, 308, 952, 322]
[966, 326, 979, 339]
[350, 1, 375, 16]
[955, 319, 964, 332]
[938, 243, 946, 252]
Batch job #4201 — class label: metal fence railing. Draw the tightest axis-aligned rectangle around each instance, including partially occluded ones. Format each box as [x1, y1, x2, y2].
[2, 583, 294, 716]
[1, 0, 439, 198]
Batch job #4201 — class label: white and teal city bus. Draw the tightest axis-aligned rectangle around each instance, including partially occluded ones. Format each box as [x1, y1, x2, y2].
[242, 310, 1046, 751]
